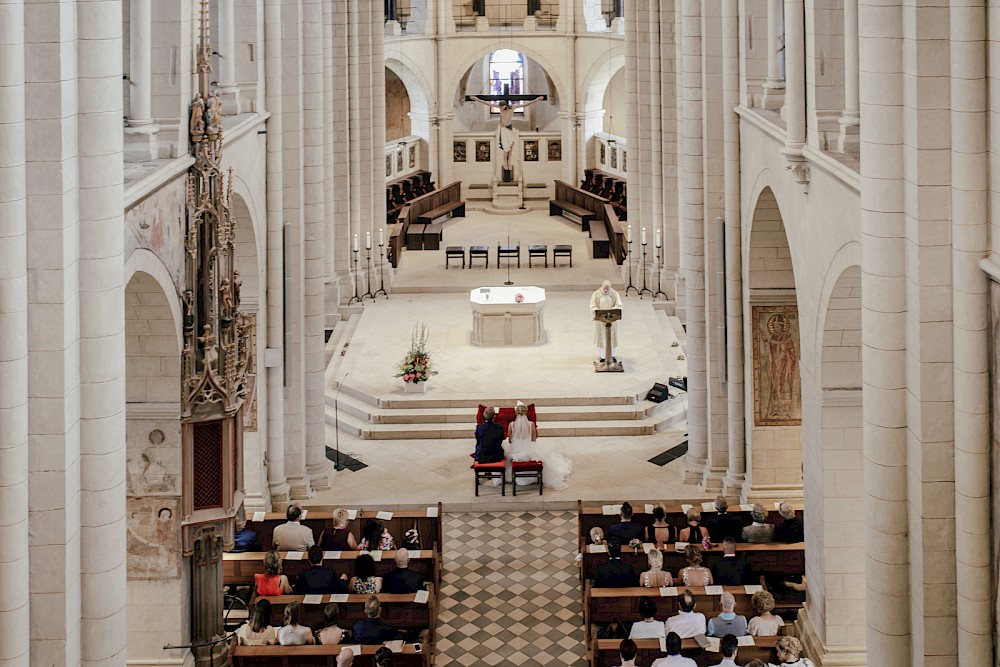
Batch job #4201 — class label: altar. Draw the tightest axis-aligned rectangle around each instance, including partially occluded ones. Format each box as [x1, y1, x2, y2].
[469, 286, 546, 346]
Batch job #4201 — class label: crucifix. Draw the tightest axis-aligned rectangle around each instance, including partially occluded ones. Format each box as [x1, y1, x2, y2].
[466, 84, 547, 183]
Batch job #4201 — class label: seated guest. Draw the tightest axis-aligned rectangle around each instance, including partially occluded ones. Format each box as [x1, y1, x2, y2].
[319, 507, 360, 551]
[232, 508, 262, 553]
[647, 504, 677, 547]
[747, 590, 784, 636]
[273, 503, 315, 551]
[317, 602, 346, 646]
[677, 544, 713, 587]
[677, 508, 706, 544]
[774, 501, 804, 543]
[649, 632, 697, 666]
[374, 646, 395, 667]
[295, 545, 348, 594]
[662, 590, 706, 639]
[474, 406, 506, 466]
[711, 537, 750, 585]
[336, 648, 355, 667]
[715, 634, 740, 667]
[254, 550, 293, 596]
[236, 599, 277, 645]
[608, 502, 645, 544]
[382, 548, 425, 594]
[743, 662, 767, 667]
[352, 596, 399, 644]
[741, 504, 775, 543]
[349, 553, 383, 594]
[704, 496, 742, 543]
[617, 638, 639, 667]
[706, 592, 748, 637]
[629, 596, 666, 639]
[278, 600, 315, 645]
[590, 526, 606, 546]
[360, 518, 395, 552]
[594, 538, 638, 587]
[775, 636, 815, 666]
[639, 546, 673, 588]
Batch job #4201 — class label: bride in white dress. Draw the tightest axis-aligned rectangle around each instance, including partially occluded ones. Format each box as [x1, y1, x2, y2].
[505, 401, 573, 491]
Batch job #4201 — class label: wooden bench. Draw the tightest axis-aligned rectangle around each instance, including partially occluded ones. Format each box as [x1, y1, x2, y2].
[422, 222, 443, 251]
[417, 200, 465, 224]
[550, 199, 595, 232]
[553, 244, 573, 267]
[445, 246, 465, 268]
[233, 643, 430, 667]
[223, 550, 440, 590]
[253, 592, 435, 632]
[388, 221, 405, 268]
[497, 243, 520, 268]
[590, 636, 779, 667]
[589, 220, 610, 259]
[528, 244, 548, 267]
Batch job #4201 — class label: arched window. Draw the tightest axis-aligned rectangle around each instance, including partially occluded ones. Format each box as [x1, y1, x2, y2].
[487, 49, 526, 112]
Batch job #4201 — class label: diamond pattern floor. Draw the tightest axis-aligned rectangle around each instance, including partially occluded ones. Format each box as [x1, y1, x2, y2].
[435, 511, 585, 666]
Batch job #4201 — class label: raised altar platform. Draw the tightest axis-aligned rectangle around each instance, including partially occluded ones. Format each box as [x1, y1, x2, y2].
[469, 285, 546, 346]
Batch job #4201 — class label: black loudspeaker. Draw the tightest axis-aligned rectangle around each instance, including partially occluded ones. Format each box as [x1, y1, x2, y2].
[646, 383, 670, 403]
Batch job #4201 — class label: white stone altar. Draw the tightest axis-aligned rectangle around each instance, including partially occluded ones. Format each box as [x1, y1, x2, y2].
[470, 286, 546, 346]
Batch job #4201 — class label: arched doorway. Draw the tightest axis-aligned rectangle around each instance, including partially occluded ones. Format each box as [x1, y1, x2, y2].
[385, 67, 412, 141]
[744, 187, 803, 500]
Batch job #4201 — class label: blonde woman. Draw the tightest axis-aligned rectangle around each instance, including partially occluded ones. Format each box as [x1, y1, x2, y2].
[319, 508, 359, 551]
[677, 544, 713, 587]
[747, 590, 785, 636]
[639, 546, 672, 588]
[677, 508, 706, 544]
[774, 636, 814, 666]
[254, 550, 293, 596]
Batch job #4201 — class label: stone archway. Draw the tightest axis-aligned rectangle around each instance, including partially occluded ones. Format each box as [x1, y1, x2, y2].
[123, 260, 189, 664]
[744, 187, 803, 501]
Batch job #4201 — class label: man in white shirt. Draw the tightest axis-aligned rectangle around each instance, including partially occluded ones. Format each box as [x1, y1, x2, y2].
[272, 503, 315, 551]
[715, 634, 739, 666]
[650, 632, 697, 666]
[662, 590, 706, 639]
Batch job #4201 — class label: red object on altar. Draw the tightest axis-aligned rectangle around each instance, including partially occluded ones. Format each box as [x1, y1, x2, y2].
[476, 403, 537, 430]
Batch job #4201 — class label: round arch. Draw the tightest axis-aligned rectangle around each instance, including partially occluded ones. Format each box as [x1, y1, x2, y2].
[443, 41, 567, 113]
[579, 46, 625, 138]
[125, 248, 183, 353]
[385, 56, 433, 118]
[231, 191, 262, 306]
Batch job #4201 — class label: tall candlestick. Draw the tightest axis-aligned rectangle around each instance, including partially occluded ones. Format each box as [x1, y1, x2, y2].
[627, 224, 632, 243]
[641, 227, 647, 245]
[353, 233, 359, 252]
[366, 231, 371, 249]
[379, 228, 384, 247]
[655, 228, 662, 248]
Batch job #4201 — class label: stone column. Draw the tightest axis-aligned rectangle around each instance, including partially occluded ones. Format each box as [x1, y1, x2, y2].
[323, 0, 340, 323]
[124, 0, 159, 162]
[303, 0, 332, 491]
[624, 0, 642, 286]
[560, 112, 577, 185]
[950, 2, 992, 663]
[761, 0, 785, 109]
[264, 0, 289, 508]
[837, 0, 859, 155]
[436, 114, 454, 186]
[0, 2, 29, 663]
[782, 0, 805, 152]
[658, 1, 678, 299]
[78, 0, 128, 662]
[859, 2, 910, 663]
[216, 0, 242, 112]
[678, 0, 707, 483]
[721, 0, 745, 496]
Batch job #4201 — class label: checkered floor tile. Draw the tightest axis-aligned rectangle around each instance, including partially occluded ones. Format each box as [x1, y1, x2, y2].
[435, 511, 585, 666]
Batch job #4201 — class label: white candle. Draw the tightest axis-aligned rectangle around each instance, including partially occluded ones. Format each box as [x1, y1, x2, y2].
[353, 233, 359, 252]
[627, 224, 632, 243]
[655, 228, 662, 248]
[641, 227, 647, 245]
[379, 228, 385, 246]
[366, 231, 372, 249]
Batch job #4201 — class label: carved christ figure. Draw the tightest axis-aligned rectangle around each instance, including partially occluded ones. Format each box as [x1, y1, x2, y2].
[765, 314, 797, 419]
[468, 95, 544, 180]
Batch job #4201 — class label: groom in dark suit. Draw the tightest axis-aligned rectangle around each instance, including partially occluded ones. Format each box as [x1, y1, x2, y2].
[474, 406, 506, 463]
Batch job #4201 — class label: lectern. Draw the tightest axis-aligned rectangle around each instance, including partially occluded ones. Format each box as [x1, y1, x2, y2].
[593, 308, 624, 372]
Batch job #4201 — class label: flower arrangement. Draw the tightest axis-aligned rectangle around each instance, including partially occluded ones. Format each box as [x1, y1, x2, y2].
[395, 323, 438, 384]
[514, 292, 525, 303]
[628, 538, 643, 551]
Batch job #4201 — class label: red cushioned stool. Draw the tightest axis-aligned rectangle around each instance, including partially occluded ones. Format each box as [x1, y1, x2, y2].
[511, 460, 543, 496]
[472, 459, 507, 496]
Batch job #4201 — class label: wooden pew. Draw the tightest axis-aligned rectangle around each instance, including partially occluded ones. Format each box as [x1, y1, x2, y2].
[233, 643, 430, 667]
[583, 583, 759, 649]
[223, 550, 440, 591]
[252, 592, 436, 634]
[398, 182, 463, 252]
[603, 204, 626, 265]
[590, 637, 779, 667]
[589, 216, 610, 259]
[551, 180, 605, 232]
[389, 223, 405, 268]
[579, 542, 805, 582]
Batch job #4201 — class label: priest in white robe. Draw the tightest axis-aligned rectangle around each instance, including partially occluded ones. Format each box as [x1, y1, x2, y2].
[590, 280, 623, 362]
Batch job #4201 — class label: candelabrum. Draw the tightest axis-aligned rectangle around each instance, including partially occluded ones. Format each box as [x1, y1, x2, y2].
[624, 236, 638, 296]
[362, 245, 375, 301]
[348, 248, 363, 305]
[639, 242, 652, 298]
[654, 243, 667, 300]
[375, 243, 388, 298]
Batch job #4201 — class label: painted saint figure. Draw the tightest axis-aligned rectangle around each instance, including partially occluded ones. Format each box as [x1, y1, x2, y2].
[765, 314, 797, 419]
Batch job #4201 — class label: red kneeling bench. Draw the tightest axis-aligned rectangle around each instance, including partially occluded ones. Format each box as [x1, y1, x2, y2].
[511, 460, 543, 496]
[472, 459, 507, 496]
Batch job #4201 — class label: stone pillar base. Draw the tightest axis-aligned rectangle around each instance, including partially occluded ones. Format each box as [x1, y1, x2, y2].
[287, 475, 313, 500]
[680, 453, 707, 483]
[722, 474, 745, 498]
[611, 17, 625, 34]
[760, 81, 785, 111]
[741, 480, 803, 505]
[837, 116, 860, 156]
[698, 468, 725, 494]
[796, 606, 867, 667]
[384, 19, 402, 36]
[242, 491, 270, 514]
[124, 124, 160, 162]
[307, 458, 335, 491]
[217, 86, 243, 115]
[268, 481, 291, 511]
[476, 16, 489, 31]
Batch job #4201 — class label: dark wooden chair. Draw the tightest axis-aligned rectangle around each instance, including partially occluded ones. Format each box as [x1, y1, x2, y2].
[528, 245, 548, 268]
